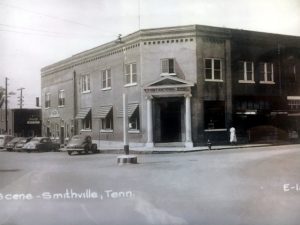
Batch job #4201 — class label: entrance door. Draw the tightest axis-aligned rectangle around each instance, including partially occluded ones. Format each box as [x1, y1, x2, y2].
[60, 127, 64, 145]
[154, 98, 183, 142]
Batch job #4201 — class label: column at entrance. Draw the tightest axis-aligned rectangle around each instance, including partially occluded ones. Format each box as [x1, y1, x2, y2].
[146, 96, 154, 148]
[185, 93, 193, 147]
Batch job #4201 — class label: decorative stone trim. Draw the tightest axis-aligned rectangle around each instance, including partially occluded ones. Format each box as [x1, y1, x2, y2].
[143, 38, 193, 45]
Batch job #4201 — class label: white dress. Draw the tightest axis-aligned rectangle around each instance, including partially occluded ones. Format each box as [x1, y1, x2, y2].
[230, 127, 237, 143]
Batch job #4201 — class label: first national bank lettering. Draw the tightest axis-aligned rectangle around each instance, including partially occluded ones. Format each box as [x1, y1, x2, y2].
[41, 25, 300, 147]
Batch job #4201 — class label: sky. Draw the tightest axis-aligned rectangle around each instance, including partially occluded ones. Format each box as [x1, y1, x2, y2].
[0, 0, 299, 108]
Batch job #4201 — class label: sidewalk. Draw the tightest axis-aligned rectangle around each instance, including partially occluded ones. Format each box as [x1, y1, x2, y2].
[98, 143, 276, 154]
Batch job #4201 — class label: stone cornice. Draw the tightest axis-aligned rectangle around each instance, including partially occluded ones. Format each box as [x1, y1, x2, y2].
[41, 26, 201, 77]
[41, 24, 300, 77]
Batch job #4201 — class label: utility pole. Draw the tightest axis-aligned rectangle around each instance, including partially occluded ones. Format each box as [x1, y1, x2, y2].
[17, 87, 25, 109]
[5, 77, 8, 133]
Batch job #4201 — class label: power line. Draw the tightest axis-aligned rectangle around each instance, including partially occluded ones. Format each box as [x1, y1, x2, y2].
[0, 23, 85, 36]
[0, 28, 115, 39]
[0, 2, 99, 30]
[0, 23, 112, 38]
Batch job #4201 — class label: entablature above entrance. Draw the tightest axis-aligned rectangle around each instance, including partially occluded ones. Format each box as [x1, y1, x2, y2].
[143, 76, 194, 97]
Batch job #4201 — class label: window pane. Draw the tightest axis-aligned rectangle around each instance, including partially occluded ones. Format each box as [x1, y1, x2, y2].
[161, 59, 169, 73]
[246, 72, 252, 81]
[126, 74, 131, 84]
[205, 68, 212, 79]
[214, 60, 221, 70]
[132, 63, 136, 74]
[169, 59, 174, 73]
[259, 63, 265, 81]
[125, 64, 130, 74]
[214, 70, 221, 80]
[87, 75, 90, 90]
[102, 71, 106, 88]
[205, 59, 212, 69]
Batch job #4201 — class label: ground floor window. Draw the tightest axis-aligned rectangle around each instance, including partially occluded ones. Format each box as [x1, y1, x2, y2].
[204, 101, 225, 129]
[129, 108, 140, 131]
[101, 110, 113, 130]
[82, 110, 92, 130]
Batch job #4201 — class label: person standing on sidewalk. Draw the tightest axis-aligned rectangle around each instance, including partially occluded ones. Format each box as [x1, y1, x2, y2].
[229, 127, 237, 144]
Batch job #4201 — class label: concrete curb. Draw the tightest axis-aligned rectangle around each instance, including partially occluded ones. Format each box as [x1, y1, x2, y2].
[97, 143, 279, 154]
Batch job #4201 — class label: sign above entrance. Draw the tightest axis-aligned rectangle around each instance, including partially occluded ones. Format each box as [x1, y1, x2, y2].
[50, 109, 60, 118]
[143, 76, 194, 97]
[145, 86, 191, 96]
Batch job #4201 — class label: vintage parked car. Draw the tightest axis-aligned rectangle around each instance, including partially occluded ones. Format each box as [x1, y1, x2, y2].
[5, 137, 24, 151]
[65, 135, 98, 155]
[0, 135, 14, 149]
[23, 137, 60, 153]
[13, 137, 32, 152]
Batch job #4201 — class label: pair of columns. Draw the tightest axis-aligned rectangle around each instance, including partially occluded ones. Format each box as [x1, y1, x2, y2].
[145, 94, 193, 148]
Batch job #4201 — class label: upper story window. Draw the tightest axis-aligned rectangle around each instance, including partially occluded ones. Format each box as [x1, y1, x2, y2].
[161, 58, 175, 75]
[124, 63, 137, 86]
[45, 93, 51, 108]
[58, 90, 65, 107]
[81, 74, 91, 93]
[239, 61, 255, 83]
[205, 58, 223, 82]
[102, 69, 111, 90]
[259, 62, 275, 84]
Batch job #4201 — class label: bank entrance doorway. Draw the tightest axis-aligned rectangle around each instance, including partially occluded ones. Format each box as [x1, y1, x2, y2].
[153, 98, 184, 143]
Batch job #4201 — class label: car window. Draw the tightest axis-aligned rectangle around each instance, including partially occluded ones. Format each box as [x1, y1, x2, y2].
[41, 139, 49, 143]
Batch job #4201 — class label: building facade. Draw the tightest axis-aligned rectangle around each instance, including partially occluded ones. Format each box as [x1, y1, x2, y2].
[41, 25, 300, 147]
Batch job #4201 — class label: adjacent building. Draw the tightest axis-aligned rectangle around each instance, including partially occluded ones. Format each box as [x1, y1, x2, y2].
[0, 108, 42, 137]
[41, 25, 300, 147]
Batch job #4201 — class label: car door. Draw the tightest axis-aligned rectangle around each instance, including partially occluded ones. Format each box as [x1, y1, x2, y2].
[40, 138, 49, 151]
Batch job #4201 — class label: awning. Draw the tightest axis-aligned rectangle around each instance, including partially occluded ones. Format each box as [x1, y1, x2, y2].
[94, 105, 112, 118]
[75, 108, 91, 119]
[117, 103, 139, 117]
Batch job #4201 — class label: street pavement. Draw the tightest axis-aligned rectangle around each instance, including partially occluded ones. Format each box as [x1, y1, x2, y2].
[0, 144, 300, 225]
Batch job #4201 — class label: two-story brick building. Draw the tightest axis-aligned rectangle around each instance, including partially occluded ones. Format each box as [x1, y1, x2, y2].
[41, 25, 300, 147]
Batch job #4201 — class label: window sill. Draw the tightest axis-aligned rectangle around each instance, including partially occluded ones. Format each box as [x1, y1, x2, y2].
[101, 87, 112, 91]
[160, 73, 176, 76]
[45, 107, 50, 109]
[81, 90, 91, 94]
[58, 105, 65, 108]
[100, 129, 113, 133]
[238, 80, 255, 84]
[80, 129, 92, 132]
[129, 130, 140, 134]
[124, 83, 137, 87]
[259, 81, 275, 84]
[204, 129, 227, 132]
[205, 79, 223, 82]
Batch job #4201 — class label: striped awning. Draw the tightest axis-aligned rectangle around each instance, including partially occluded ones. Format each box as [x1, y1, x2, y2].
[94, 105, 112, 118]
[117, 103, 139, 117]
[75, 108, 91, 119]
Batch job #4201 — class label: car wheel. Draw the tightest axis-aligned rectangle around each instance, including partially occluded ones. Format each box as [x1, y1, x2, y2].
[68, 151, 73, 156]
[27, 149, 31, 153]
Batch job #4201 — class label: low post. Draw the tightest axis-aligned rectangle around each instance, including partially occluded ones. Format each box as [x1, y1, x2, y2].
[207, 139, 212, 150]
